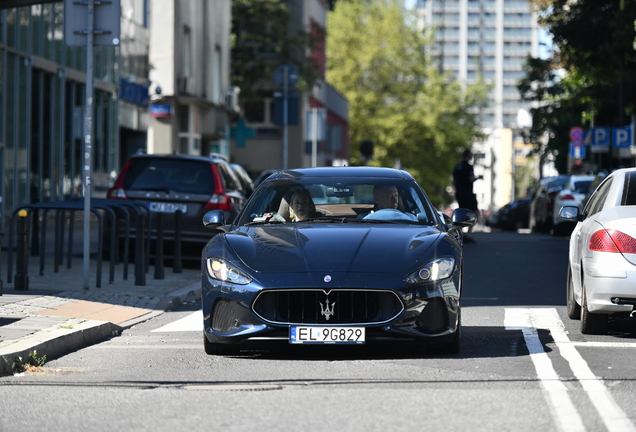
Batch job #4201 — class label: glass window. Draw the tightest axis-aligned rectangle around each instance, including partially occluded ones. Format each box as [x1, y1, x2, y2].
[236, 177, 437, 226]
[123, 158, 216, 195]
[586, 179, 612, 216]
[622, 172, 636, 206]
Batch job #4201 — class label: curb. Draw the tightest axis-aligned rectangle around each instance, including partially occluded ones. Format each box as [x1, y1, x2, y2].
[0, 320, 120, 376]
[0, 283, 203, 376]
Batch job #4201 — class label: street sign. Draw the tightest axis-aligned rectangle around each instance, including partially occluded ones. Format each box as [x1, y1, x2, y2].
[274, 64, 299, 90]
[64, 0, 121, 47]
[570, 142, 585, 159]
[305, 108, 327, 141]
[612, 126, 632, 148]
[591, 127, 610, 153]
[569, 126, 584, 143]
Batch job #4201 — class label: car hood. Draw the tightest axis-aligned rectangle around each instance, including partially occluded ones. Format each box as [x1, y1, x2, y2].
[223, 225, 442, 274]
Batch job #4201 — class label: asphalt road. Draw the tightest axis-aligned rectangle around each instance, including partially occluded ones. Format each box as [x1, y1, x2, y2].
[2, 230, 636, 432]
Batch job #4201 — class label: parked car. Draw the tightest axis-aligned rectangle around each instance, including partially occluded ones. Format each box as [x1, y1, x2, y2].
[496, 197, 532, 231]
[106, 152, 248, 258]
[552, 174, 595, 236]
[230, 163, 255, 198]
[528, 175, 570, 233]
[560, 167, 636, 334]
[200, 166, 476, 355]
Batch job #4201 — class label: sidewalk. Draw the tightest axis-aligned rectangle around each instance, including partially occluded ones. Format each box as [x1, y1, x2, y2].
[0, 254, 201, 376]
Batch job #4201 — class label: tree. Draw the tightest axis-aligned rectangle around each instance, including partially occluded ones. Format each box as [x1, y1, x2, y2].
[530, 0, 636, 126]
[326, 0, 488, 205]
[231, 0, 322, 103]
[517, 56, 586, 176]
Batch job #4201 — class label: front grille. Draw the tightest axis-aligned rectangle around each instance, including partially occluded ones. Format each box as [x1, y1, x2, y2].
[252, 289, 404, 325]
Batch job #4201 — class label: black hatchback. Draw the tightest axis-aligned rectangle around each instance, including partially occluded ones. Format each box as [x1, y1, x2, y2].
[106, 153, 248, 257]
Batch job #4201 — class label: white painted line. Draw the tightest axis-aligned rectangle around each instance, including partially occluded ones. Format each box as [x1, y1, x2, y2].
[570, 341, 636, 348]
[531, 308, 636, 432]
[151, 310, 203, 333]
[505, 308, 586, 432]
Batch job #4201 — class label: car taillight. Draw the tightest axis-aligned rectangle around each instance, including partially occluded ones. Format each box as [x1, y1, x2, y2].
[560, 194, 575, 200]
[106, 188, 128, 199]
[106, 160, 132, 199]
[204, 193, 233, 211]
[589, 229, 636, 253]
[204, 164, 233, 211]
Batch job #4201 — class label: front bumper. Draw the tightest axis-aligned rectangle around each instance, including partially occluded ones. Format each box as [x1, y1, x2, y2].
[201, 271, 461, 346]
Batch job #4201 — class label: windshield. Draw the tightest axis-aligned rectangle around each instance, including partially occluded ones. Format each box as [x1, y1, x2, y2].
[235, 176, 439, 226]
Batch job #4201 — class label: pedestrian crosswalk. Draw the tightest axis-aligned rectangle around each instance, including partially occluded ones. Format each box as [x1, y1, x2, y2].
[151, 310, 202, 332]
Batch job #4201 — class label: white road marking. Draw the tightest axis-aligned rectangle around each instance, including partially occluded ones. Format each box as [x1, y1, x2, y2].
[506, 308, 636, 432]
[570, 341, 636, 348]
[151, 310, 203, 332]
[505, 308, 585, 432]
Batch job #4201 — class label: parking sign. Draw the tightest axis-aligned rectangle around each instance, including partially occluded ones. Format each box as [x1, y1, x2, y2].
[612, 126, 632, 148]
[591, 127, 610, 153]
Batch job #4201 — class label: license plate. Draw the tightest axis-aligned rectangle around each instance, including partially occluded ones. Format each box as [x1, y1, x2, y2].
[289, 326, 365, 344]
[149, 202, 188, 214]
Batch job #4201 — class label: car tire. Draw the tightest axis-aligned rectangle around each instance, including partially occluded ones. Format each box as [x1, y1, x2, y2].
[566, 267, 581, 320]
[203, 333, 240, 355]
[580, 283, 609, 335]
[439, 309, 461, 355]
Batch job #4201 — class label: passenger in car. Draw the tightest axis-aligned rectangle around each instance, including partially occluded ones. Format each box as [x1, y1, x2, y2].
[289, 189, 318, 221]
[362, 185, 417, 221]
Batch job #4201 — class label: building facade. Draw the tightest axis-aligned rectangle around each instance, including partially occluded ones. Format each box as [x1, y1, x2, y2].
[418, 0, 539, 211]
[230, 0, 349, 177]
[0, 1, 120, 227]
[147, 0, 234, 159]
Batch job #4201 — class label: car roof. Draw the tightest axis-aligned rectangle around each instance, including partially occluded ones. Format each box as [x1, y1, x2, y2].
[128, 152, 228, 165]
[266, 166, 416, 181]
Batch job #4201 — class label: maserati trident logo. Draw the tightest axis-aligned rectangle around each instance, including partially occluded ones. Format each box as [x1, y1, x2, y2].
[320, 297, 336, 321]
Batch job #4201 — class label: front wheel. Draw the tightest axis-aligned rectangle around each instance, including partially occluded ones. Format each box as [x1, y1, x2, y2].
[566, 267, 581, 320]
[580, 284, 609, 335]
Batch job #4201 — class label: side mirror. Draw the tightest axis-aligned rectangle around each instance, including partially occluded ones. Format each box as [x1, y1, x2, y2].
[451, 208, 476, 228]
[559, 206, 582, 221]
[203, 210, 226, 230]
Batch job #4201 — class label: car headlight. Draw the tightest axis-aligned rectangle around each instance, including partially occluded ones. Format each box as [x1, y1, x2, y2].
[206, 258, 252, 285]
[404, 257, 455, 284]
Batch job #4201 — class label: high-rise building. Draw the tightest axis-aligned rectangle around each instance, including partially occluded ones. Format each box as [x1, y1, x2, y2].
[418, 0, 538, 129]
[418, 0, 540, 212]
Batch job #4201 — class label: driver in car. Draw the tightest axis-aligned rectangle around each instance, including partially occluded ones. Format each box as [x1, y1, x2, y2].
[363, 185, 418, 221]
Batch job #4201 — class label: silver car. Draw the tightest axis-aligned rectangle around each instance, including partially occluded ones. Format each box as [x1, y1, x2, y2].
[561, 168, 636, 334]
[552, 174, 595, 235]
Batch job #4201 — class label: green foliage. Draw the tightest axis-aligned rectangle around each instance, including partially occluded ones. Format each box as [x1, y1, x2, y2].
[326, 0, 488, 205]
[13, 350, 47, 373]
[531, 0, 636, 125]
[231, 0, 322, 103]
[517, 55, 586, 175]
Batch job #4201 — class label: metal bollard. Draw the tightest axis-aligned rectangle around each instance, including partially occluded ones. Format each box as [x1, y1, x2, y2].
[173, 210, 183, 274]
[135, 213, 146, 286]
[0, 211, 3, 295]
[15, 209, 29, 291]
[154, 212, 165, 280]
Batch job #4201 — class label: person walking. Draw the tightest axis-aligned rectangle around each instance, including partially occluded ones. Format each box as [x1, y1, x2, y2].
[453, 149, 481, 243]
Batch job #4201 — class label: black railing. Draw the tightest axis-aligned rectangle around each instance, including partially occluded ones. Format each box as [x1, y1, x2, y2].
[3, 199, 186, 290]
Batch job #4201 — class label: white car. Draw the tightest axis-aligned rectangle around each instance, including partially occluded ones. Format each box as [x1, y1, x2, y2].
[552, 174, 595, 235]
[561, 168, 636, 334]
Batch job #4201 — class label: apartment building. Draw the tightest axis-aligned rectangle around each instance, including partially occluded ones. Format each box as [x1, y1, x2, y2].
[230, 0, 349, 176]
[418, 0, 539, 210]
